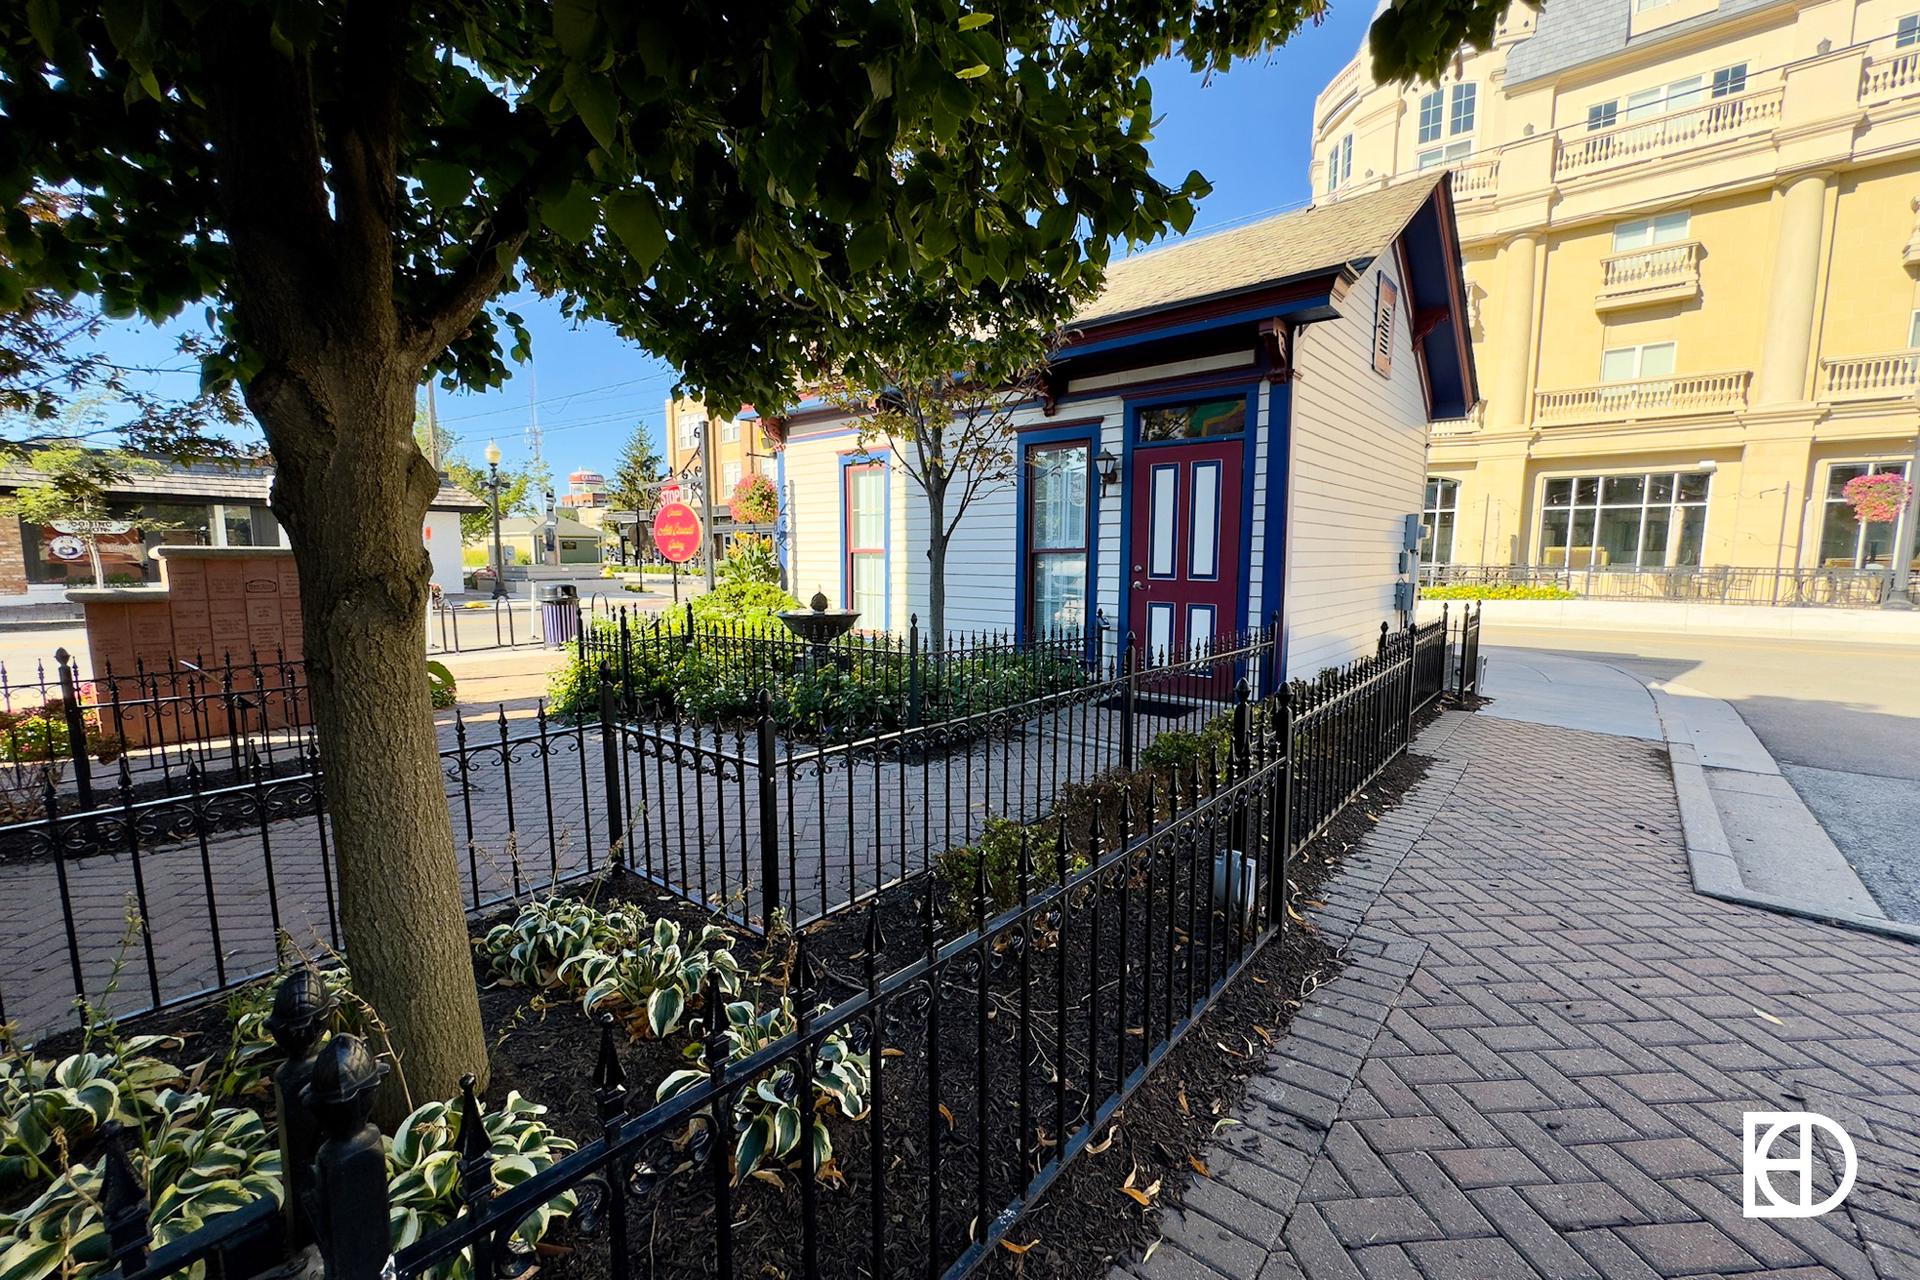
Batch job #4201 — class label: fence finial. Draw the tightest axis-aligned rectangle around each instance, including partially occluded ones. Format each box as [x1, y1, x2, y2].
[266, 965, 336, 1249]
[99, 1121, 151, 1271]
[304, 1035, 392, 1280]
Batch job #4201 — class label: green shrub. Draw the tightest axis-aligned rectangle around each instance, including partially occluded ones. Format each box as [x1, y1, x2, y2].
[688, 580, 797, 630]
[933, 816, 1088, 926]
[716, 533, 779, 587]
[1422, 583, 1573, 600]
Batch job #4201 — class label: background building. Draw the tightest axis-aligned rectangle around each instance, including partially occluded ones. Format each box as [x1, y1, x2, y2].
[1314, 0, 1920, 593]
[0, 458, 481, 604]
[664, 398, 772, 498]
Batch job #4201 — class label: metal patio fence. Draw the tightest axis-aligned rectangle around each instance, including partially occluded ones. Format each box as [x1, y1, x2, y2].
[90, 614, 1443, 1280]
[1421, 562, 1920, 607]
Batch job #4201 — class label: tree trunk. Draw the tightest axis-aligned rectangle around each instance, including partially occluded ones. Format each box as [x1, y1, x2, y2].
[925, 481, 948, 650]
[87, 537, 105, 590]
[248, 353, 488, 1124]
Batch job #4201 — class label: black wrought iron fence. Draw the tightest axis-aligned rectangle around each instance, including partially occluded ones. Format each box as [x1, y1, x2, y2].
[69, 607, 1477, 1280]
[0, 609, 1482, 1049]
[609, 623, 1279, 928]
[0, 649, 312, 817]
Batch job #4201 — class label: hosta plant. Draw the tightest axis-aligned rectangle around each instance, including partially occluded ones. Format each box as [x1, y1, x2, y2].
[655, 997, 870, 1181]
[0, 1035, 183, 1187]
[564, 918, 745, 1039]
[479, 896, 650, 993]
[0, 1089, 280, 1280]
[387, 1089, 577, 1276]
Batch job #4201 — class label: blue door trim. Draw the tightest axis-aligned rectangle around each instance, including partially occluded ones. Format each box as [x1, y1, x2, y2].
[1014, 421, 1101, 659]
[1260, 378, 1293, 693]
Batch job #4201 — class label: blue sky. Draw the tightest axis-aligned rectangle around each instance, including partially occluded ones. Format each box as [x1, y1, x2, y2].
[86, 7, 1372, 482]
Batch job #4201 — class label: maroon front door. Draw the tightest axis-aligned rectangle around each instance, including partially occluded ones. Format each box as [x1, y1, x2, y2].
[1127, 438, 1243, 664]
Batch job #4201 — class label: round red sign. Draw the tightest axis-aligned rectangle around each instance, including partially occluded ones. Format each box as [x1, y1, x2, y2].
[651, 501, 703, 564]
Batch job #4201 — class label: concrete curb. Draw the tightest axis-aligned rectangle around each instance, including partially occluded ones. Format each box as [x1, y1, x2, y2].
[1649, 689, 1920, 946]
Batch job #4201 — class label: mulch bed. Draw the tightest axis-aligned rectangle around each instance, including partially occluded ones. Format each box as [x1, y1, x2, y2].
[29, 720, 1441, 1280]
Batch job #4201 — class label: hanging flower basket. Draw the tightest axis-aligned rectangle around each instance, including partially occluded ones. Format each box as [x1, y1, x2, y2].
[1842, 472, 1912, 525]
[729, 472, 779, 524]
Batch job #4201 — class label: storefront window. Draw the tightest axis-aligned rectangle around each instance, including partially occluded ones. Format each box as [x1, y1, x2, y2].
[1818, 461, 1916, 569]
[1538, 470, 1710, 569]
[1027, 443, 1090, 635]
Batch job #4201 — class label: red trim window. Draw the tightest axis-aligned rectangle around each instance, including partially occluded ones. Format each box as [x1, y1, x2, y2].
[844, 461, 887, 619]
[1027, 442, 1090, 636]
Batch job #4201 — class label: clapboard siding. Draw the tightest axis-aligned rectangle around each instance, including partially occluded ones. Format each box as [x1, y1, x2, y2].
[1283, 257, 1429, 678]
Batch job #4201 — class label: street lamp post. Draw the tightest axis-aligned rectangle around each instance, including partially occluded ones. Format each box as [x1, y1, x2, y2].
[485, 439, 509, 601]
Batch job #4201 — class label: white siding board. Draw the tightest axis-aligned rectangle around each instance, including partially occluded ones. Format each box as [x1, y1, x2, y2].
[1282, 257, 1429, 679]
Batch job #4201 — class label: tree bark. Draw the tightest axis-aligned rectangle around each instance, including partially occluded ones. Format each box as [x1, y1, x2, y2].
[924, 479, 948, 649]
[246, 351, 489, 1124]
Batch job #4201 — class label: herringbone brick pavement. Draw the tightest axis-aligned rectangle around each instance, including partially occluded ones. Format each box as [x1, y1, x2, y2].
[1122, 711, 1920, 1280]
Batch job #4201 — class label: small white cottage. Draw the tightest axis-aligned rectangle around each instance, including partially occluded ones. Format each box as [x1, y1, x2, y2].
[758, 174, 1476, 683]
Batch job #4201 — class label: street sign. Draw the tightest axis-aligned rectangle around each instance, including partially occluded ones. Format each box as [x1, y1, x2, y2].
[657, 482, 682, 504]
[652, 502, 703, 563]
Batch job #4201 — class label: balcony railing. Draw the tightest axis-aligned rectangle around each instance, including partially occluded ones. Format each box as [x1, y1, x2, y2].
[1451, 157, 1501, 199]
[1553, 88, 1783, 179]
[1597, 240, 1702, 309]
[1861, 47, 1920, 101]
[1533, 370, 1751, 424]
[1820, 348, 1920, 401]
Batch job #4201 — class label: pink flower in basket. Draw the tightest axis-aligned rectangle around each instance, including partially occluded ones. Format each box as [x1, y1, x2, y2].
[1842, 472, 1912, 525]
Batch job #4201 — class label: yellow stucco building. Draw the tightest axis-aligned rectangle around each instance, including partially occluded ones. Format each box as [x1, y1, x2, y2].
[1314, 0, 1920, 596]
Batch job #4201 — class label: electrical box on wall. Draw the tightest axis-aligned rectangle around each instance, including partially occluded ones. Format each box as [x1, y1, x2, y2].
[1403, 514, 1422, 552]
[1393, 580, 1415, 612]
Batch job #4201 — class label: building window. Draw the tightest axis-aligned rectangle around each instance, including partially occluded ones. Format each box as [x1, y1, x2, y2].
[1601, 341, 1677, 383]
[1899, 13, 1920, 46]
[719, 419, 741, 443]
[1612, 211, 1690, 252]
[1026, 443, 1090, 636]
[844, 461, 887, 619]
[1449, 83, 1477, 135]
[1908, 308, 1920, 348]
[1539, 471, 1710, 569]
[676, 417, 700, 451]
[1819, 461, 1918, 568]
[1626, 76, 1702, 121]
[1417, 90, 1444, 143]
[1711, 63, 1748, 97]
[722, 461, 742, 495]
[1422, 478, 1459, 568]
[1587, 100, 1619, 131]
[1138, 397, 1246, 441]
[1326, 134, 1353, 191]
[1417, 139, 1473, 169]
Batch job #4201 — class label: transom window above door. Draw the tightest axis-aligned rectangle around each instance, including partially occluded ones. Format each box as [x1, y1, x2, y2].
[1418, 139, 1473, 170]
[1612, 212, 1690, 252]
[1137, 398, 1246, 441]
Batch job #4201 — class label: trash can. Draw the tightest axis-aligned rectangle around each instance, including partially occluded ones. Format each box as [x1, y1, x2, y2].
[538, 583, 580, 648]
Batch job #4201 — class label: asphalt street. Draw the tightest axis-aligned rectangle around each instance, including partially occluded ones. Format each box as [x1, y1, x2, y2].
[1482, 623, 1920, 922]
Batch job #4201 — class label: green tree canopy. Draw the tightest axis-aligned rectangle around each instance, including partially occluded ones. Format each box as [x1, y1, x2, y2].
[0, 0, 1511, 1112]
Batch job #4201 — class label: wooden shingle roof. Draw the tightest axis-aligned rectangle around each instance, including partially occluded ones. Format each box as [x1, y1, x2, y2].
[1077, 175, 1444, 327]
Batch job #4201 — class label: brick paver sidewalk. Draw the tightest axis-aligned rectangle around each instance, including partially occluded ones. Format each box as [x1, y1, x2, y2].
[1125, 711, 1920, 1280]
